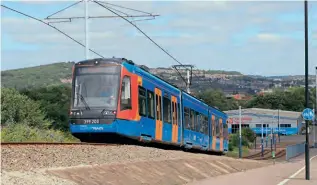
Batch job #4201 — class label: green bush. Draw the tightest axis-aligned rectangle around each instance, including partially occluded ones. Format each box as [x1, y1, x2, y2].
[20, 84, 72, 131]
[229, 133, 249, 148]
[1, 124, 79, 142]
[242, 127, 256, 143]
[1, 88, 51, 129]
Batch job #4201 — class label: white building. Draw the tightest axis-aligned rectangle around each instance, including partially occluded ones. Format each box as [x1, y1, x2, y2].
[224, 108, 304, 136]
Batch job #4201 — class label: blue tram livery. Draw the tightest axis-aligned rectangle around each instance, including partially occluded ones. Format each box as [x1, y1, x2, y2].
[69, 58, 229, 154]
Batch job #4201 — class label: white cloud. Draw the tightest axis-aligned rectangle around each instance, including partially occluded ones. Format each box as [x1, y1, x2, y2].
[255, 33, 281, 42]
[2, 0, 317, 76]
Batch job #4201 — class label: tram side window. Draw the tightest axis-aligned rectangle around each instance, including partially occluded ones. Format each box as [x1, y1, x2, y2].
[190, 109, 196, 131]
[147, 90, 155, 119]
[184, 107, 190, 129]
[215, 117, 220, 137]
[120, 76, 131, 110]
[155, 94, 162, 121]
[172, 102, 178, 125]
[199, 114, 203, 133]
[205, 116, 209, 134]
[212, 116, 217, 137]
[196, 112, 200, 132]
[163, 96, 171, 124]
[138, 86, 147, 117]
[223, 123, 228, 140]
[177, 103, 180, 124]
[202, 115, 208, 135]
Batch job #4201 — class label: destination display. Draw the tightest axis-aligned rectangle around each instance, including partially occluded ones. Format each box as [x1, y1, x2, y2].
[76, 66, 120, 74]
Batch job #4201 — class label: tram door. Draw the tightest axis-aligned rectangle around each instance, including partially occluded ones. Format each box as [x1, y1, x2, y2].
[219, 118, 223, 151]
[171, 96, 178, 143]
[155, 88, 163, 141]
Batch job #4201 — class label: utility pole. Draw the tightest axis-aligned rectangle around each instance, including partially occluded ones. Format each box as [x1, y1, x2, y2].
[85, 0, 89, 59]
[304, 0, 310, 180]
[187, 69, 191, 94]
[261, 121, 264, 157]
[277, 109, 281, 143]
[315, 66, 317, 148]
[239, 106, 242, 158]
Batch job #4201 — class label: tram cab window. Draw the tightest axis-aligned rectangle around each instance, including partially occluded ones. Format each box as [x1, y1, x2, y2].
[121, 76, 131, 110]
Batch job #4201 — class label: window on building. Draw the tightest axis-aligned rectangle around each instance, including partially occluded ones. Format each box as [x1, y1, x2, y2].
[147, 90, 154, 119]
[120, 76, 131, 110]
[163, 96, 171, 123]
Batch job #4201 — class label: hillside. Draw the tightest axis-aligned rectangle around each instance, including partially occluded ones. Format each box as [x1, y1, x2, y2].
[1, 62, 74, 89]
[1, 62, 244, 91]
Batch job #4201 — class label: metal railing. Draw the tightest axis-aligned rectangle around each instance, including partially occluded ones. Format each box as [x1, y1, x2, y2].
[285, 142, 305, 161]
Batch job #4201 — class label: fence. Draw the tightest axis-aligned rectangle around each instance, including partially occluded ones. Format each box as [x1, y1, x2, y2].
[285, 142, 305, 161]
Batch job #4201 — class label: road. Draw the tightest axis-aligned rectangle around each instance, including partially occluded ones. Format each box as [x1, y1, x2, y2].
[189, 148, 317, 185]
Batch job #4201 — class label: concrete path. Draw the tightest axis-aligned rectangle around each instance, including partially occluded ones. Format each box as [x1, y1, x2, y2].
[189, 148, 317, 185]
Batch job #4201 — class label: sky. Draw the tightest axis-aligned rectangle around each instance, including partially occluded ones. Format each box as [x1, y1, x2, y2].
[1, 0, 317, 76]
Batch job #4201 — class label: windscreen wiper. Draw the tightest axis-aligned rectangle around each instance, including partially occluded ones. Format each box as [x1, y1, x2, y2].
[76, 92, 90, 110]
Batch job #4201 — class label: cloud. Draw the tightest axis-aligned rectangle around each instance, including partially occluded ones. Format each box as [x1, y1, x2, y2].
[255, 33, 281, 42]
[2, 0, 317, 76]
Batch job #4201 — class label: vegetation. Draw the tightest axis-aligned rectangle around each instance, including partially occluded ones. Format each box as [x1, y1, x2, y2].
[1, 87, 78, 142]
[20, 84, 72, 131]
[196, 89, 239, 111]
[246, 87, 316, 111]
[1, 62, 74, 90]
[227, 128, 256, 157]
[204, 70, 242, 75]
[1, 124, 78, 142]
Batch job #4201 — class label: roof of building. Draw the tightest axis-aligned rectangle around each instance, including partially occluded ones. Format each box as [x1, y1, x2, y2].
[224, 108, 302, 120]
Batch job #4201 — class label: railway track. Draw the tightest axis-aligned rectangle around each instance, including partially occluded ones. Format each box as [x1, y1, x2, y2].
[243, 148, 286, 161]
[0, 142, 120, 146]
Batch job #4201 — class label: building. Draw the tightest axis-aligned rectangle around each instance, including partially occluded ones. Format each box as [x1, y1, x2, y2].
[224, 108, 304, 136]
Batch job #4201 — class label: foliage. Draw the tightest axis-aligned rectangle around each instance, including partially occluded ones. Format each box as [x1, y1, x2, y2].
[228, 133, 250, 148]
[1, 62, 74, 90]
[196, 89, 239, 111]
[1, 124, 79, 142]
[1, 88, 51, 129]
[20, 84, 72, 131]
[241, 127, 256, 143]
[204, 70, 242, 75]
[246, 87, 316, 111]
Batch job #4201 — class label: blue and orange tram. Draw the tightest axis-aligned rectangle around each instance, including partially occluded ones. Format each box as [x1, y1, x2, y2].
[69, 58, 229, 154]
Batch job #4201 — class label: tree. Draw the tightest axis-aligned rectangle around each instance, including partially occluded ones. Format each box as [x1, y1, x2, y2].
[1, 88, 51, 129]
[20, 84, 72, 131]
[246, 87, 315, 112]
[196, 89, 238, 111]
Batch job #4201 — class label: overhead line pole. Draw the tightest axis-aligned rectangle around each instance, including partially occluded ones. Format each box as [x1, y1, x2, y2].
[85, 0, 89, 59]
[304, 0, 310, 180]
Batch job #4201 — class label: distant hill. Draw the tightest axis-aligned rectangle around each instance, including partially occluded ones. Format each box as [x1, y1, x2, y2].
[1, 62, 74, 90]
[1, 62, 246, 90]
